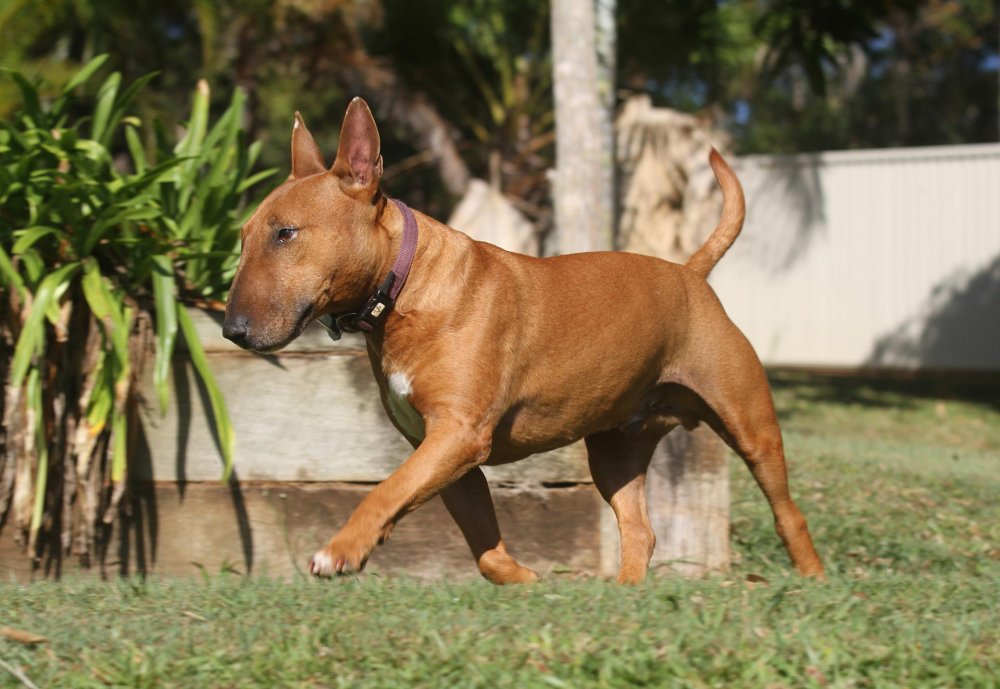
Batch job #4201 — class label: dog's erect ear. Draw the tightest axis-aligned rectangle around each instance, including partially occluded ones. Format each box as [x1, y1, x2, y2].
[332, 97, 383, 195]
[290, 112, 327, 179]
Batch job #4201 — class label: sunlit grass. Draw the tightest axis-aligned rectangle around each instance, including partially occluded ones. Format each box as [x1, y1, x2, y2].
[1, 373, 997, 688]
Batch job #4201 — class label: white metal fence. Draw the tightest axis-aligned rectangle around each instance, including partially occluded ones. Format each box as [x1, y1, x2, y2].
[708, 143, 1000, 371]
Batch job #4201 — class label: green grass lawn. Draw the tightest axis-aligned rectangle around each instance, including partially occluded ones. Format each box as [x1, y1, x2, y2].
[2, 373, 998, 688]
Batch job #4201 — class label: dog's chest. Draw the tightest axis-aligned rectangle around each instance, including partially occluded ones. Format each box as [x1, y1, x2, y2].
[384, 371, 425, 441]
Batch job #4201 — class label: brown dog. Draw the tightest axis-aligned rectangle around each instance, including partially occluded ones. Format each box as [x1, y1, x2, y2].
[223, 98, 824, 584]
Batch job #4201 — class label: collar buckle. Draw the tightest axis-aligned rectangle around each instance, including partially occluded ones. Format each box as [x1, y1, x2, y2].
[317, 313, 343, 341]
[338, 272, 396, 335]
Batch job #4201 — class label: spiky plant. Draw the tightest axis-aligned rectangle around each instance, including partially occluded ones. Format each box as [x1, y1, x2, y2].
[0, 56, 275, 571]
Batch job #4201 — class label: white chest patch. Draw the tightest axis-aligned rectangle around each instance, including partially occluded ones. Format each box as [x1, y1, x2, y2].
[386, 372, 425, 441]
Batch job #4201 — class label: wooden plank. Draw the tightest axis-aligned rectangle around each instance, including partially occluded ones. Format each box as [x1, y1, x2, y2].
[138, 348, 591, 484]
[1, 483, 604, 581]
[140, 353, 407, 482]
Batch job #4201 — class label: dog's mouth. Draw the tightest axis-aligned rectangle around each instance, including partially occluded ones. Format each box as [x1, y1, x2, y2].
[244, 302, 316, 354]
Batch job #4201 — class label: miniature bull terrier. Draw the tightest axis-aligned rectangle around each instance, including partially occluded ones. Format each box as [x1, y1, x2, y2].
[223, 98, 824, 584]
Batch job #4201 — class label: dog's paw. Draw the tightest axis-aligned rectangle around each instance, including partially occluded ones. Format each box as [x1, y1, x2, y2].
[308, 545, 364, 578]
[307, 550, 337, 577]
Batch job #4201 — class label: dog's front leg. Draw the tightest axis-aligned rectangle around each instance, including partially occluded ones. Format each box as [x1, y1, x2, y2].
[440, 467, 539, 584]
[309, 421, 491, 576]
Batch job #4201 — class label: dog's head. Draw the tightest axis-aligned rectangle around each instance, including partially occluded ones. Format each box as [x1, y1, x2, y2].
[223, 98, 386, 352]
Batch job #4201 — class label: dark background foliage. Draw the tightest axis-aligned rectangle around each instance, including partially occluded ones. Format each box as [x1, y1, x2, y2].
[3, 0, 996, 222]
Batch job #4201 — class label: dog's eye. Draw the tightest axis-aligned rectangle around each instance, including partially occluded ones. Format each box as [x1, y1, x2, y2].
[276, 227, 297, 243]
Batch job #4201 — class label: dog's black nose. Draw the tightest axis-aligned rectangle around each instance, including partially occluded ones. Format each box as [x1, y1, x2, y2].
[222, 315, 249, 343]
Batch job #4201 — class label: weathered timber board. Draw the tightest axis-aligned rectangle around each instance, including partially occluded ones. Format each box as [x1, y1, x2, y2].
[139, 310, 590, 484]
[648, 426, 731, 576]
[0, 483, 604, 581]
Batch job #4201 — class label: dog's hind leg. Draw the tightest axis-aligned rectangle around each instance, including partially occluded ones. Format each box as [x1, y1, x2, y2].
[720, 410, 823, 577]
[585, 429, 661, 584]
[440, 467, 538, 584]
[682, 333, 825, 578]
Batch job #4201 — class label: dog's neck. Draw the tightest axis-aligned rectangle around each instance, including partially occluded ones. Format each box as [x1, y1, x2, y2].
[367, 202, 481, 344]
[343, 198, 419, 334]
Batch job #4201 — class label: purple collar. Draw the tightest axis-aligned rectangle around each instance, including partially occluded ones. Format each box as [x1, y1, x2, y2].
[319, 198, 419, 339]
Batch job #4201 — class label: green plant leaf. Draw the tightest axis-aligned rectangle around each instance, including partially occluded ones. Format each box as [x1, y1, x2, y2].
[125, 125, 148, 174]
[86, 357, 112, 433]
[110, 305, 133, 380]
[105, 72, 159, 143]
[3, 70, 43, 121]
[9, 261, 81, 390]
[178, 305, 234, 481]
[175, 80, 210, 159]
[18, 250, 44, 285]
[110, 406, 128, 483]
[61, 54, 110, 94]
[81, 260, 113, 321]
[90, 71, 122, 147]
[45, 271, 74, 325]
[0, 244, 27, 302]
[72, 137, 112, 164]
[117, 157, 186, 195]
[26, 367, 48, 549]
[236, 168, 279, 193]
[152, 254, 178, 413]
[174, 80, 211, 209]
[83, 203, 163, 255]
[12, 225, 65, 254]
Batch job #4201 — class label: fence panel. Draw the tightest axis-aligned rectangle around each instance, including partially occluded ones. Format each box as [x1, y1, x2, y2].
[709, 143, 1000, 371]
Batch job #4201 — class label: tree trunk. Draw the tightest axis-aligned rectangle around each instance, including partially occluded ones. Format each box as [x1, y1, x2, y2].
[595, 0, 617, 241]
[550, 0, 614, 253]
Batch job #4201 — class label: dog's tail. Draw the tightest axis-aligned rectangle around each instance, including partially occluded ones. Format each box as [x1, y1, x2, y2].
[685, 149, 745, 279]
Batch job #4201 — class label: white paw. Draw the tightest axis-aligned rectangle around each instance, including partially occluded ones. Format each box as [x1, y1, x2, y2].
[308, 550, 336, 577]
